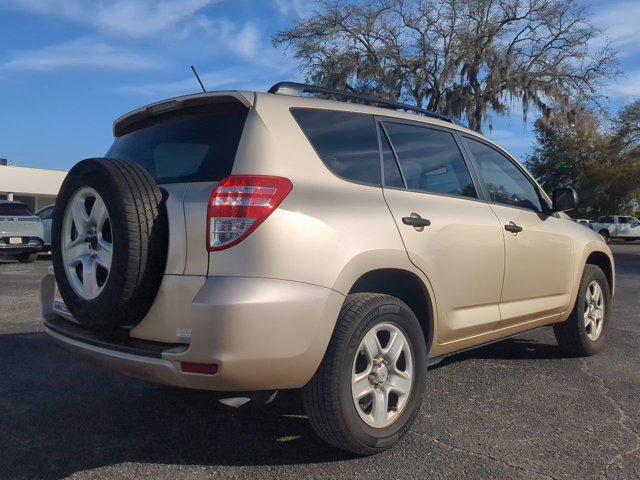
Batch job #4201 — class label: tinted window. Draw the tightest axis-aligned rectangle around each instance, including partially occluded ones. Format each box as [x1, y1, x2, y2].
[106, 103, 247, 184]
[599, 216, 614, 223]
[463, 138, 542, 212]
[619, 217, 629, 224]
[0, 203, 33, 216]
[37, 206, 53, 220]
[292, 109, 381, 185]
[383, 122, 476, 198]
[380, 127, 404, 188]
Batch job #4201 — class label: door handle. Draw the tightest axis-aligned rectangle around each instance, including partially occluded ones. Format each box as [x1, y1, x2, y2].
[402, 216, 431, 228]
[504, 222, 523, 234]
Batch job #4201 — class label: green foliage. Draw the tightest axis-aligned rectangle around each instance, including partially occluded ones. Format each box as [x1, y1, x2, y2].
[526, 103, 640, 218]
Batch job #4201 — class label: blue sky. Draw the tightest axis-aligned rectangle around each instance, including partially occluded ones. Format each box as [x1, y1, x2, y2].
[0, 0, 638, 171]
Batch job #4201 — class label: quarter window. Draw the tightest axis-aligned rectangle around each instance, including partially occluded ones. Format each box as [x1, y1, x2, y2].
[383, 122, 477, 198]
[463, 138, 543, 212]
[291, 109, 381, 185]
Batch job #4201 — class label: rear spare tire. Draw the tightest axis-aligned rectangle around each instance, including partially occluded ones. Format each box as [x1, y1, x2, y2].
[51, 158, 168, 330]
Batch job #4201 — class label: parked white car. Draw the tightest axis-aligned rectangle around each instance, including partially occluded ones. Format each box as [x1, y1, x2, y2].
[591, 215, 640, 242]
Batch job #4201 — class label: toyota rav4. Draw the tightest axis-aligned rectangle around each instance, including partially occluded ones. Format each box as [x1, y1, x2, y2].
[41, 82, 614, 455]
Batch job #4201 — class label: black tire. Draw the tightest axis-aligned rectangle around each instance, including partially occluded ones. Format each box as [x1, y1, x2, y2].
[302, 293, 427, 455]
[553, 265, 611, 356]
[16, 253, 37, 263]
[598, 229, 610, 243]
[51, 158, 168, 330]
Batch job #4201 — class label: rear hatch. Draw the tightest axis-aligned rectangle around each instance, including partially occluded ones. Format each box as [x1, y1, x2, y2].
[106, 93, 252, 276]
[0, 202, 43, 241]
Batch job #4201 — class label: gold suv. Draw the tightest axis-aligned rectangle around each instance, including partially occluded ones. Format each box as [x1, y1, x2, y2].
[41, 82, 614, 455]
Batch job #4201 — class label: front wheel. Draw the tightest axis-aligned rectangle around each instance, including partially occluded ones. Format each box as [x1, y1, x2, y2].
[553, 265, 611, 356]
[302, 293, 427, 455]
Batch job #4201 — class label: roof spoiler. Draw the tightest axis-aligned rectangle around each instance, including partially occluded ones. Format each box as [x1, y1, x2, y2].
[113, 91, 253, 137]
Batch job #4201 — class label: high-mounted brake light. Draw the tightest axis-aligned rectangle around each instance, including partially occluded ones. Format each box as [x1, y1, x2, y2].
[207, 175, 293, 252]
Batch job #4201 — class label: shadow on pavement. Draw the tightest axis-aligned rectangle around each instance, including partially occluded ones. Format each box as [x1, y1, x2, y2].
[0, 332, 352, 480]
[432, 336, 570, 370]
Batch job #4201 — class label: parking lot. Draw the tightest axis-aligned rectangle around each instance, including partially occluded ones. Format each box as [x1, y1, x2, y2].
[1, 246, 639, 480]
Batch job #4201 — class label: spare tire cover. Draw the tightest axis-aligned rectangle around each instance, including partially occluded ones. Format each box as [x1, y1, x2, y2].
[51, 158, 168, 330]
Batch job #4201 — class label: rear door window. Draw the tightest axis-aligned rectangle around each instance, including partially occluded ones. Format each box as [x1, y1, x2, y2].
[291, 109, 381, 185]
[382, 122, 477, 198]
[0, 203, 33, 216]
[599, 217, 614, 223]
[106, 103, 248, 184]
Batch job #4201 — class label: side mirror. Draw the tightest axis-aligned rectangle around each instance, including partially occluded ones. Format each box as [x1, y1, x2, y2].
[552, 187, 578, 212]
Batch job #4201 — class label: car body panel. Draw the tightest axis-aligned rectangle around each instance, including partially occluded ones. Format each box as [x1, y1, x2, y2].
[383, 188, 505, 343]
[489, 205, 575, 327]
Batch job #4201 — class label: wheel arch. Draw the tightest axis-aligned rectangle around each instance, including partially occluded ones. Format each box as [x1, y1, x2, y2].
[347, 268, 435, 354]
[585, 250, 614, 296]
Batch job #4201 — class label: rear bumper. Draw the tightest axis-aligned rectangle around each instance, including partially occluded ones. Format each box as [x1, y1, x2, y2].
[0, 237, 44, 255]
[42, 273, 344, 391]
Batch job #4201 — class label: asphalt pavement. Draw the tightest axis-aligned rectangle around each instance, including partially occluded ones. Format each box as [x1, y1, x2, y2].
[0, 246, 639, 479]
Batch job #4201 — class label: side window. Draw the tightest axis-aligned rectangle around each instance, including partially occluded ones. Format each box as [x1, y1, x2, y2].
[383, 122, 477, 198]
[619, 217, 629, 224]
[379, 126, 404, 188]
[38, 206, 53, 220]
[599, 216, 614, 224]
[463, 137, 542, 212]
[291, 109, 381, 185]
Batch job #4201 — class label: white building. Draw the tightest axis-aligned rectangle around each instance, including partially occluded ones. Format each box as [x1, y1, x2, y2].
[0, 165, 67, 212]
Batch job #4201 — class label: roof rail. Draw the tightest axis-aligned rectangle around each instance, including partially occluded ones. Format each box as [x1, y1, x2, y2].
[268, 81, 455, 124]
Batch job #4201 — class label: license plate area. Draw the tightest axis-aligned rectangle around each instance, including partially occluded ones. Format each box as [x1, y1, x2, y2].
[9, 237, 22, 245]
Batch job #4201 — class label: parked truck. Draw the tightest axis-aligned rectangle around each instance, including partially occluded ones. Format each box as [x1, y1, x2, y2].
[591, 215, 640, 242]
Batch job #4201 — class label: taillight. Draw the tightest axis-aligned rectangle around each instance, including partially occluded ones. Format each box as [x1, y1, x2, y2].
[207, 175, 293, 252]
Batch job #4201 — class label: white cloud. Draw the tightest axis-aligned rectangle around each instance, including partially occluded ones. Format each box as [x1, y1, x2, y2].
[233, 23, 259, 61]
[593, 0, 640, 58]
[2, 38, 160, 72]
[605, 70, 640, 100]
[275, 0, 310, 18]
[1, 0, 219, 38]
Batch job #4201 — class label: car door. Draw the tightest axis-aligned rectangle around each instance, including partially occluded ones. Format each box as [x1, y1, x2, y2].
[379, 119, 505, 343]
[461, 136, 574, 327]
[629, 217, 640, 237]
[36, 206, 53, 247]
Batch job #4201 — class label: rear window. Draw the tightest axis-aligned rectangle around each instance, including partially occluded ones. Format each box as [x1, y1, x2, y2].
[291, 109, 381, 185]
[0, 203, 33, 216]
[106, 103, 248, 184]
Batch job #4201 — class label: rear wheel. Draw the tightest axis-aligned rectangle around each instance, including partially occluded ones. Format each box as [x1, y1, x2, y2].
[302, 293, 427, 455]
[554, 265, 610, 356]
[16, 253, 37, 263]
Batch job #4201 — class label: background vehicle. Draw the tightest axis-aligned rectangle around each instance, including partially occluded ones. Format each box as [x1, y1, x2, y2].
[41, 83, 614, 455]
[0, 200, 44, 263]
[576, 218, 592, 228]
[36, 205, 54, 251]
[591, 215, 640, 242]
